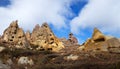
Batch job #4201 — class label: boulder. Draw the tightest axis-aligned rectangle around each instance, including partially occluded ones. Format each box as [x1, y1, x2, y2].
[0, 46, 6, 52]
[6, 59, 13, 65]
[18, 56, 34, 65]
[65, 54, 79, 61]
[0, 60, 10, 69]
[30, 23, 64, 52]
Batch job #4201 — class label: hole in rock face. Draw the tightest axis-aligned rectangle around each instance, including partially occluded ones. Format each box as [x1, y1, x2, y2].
[18, 36, 21, 38]
[43, 24, 47, 28]
[12, 36, 14, 38]
[48, 48, 52, 51]
[10, 39, 13, 41]
[94, 38, 105, 42]
[96, 48, 101, 50]
[49, 42, 54, 44]
[13, 32, 16, 34]
[40, 48, 45, 51]
[49, 34, 52, 36]
[20, 42, 23, 45]
[50, 38, 54, 40]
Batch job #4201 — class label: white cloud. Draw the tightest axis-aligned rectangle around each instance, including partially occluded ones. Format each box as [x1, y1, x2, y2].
[70, 0, 120, 37]
[0, 0, 74, 35]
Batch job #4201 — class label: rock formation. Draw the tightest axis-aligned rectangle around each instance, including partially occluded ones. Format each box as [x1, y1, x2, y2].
[30, 23, 64, 52]
[68, 33, 78, 44]
[25, 30, 31, 41]
[18, 56, 34, 65]
[79, 28, 120, 53]
[1, 20, 30, 49]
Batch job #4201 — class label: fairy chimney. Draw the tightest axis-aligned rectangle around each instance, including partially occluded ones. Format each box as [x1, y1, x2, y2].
[30, 23, 64, 52]
[2, 20, 30, 48]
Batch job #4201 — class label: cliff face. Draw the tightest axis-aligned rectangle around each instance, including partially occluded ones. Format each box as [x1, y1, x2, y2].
[30, 23, 64, 52]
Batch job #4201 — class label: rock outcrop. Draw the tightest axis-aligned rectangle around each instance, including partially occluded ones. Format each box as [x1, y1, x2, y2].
[67, 33, 78, 44]
[18, 56, 34, 65]
[30, 23, 64, 52]
[1, 20, 30, 49]
[79, 28, 120, 53]
[25, 30, 31, 41]
[60, 33, 79, 46]
[0, 60, 10, 69]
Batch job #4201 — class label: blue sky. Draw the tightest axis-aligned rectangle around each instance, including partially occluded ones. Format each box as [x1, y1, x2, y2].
[0, 0, 120, 44]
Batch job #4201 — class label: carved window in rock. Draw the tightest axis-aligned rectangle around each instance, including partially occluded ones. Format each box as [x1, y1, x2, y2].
[9, 39, 13, 41]
[43, 24, 48, 28]
[44, 41, 47, 43]
[49, 33, 52, 36]
[94, 38, 105, 42]
[47, 48, 52, 51]
[18, 36, 22, 38]
[96, 48, 101, 50]
[12, 36, 14, 38]
[49, 38, 54, 44]
[20, 42, 23, 45]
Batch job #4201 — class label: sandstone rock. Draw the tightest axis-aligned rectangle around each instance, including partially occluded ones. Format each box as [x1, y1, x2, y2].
[6, 59, 13, 65]
[25, 30, 31, 41]
[2, 20, 30, 49]
[0, 35, 1, 41]
[18, 56, 34, 65]
[30, 23, 64, 52]
[66, 54, 79, 61]
[119, 38, 120, 41]
[59, 38, 67, 44]
[105, 36, 114, 40]
[77, 45, 85, 51]
[92, 28, 105, 42]
[107, 38, 120, 53]
[108, 48, 120, 53]
[0, 60, 10, 69]
[68, 33, 78, 44]
[80, 28, 120, 53]
[0, 46, 5, 52]
[107, 38, 120, 48]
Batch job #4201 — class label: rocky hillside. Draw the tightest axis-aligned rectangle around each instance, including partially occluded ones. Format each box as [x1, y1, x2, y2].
[0, 21, 119, 69]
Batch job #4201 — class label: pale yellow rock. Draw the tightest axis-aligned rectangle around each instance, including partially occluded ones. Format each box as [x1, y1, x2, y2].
[2, 20, 30, 49]
[81, 28, 120, 53]
[66, 54, 79, 61]
[30, 23, 64, 52]
[92, 28, 105, 42]
[0, 46, 5, 52]
[78, 45, 85, 51]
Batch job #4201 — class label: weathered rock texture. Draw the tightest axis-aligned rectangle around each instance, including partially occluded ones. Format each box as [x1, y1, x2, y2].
[67, 33, 78, 44]
[25, 30, 31, 41]
[60, 33, 79, 46]
[80, 28, 120, 53]
[2, 20, 30, 49]
[30, 23, 64, 52]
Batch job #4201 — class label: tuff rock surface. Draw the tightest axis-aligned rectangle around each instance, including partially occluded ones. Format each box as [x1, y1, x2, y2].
[80, 28, 120, 53]
[0, 21, 120, 69]
[1, 20, 30, 49]
[30, 23, 64, 52]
